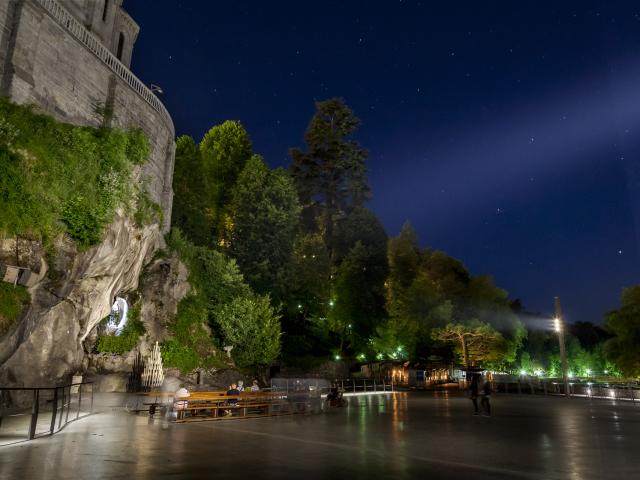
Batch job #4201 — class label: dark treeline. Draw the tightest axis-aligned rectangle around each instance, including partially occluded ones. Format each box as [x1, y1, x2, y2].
[169, 98, 639, 379]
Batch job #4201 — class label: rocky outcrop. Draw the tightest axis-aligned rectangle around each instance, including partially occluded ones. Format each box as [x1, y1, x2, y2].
[83, 252, 190, 384]
[0, 211, 165, 387]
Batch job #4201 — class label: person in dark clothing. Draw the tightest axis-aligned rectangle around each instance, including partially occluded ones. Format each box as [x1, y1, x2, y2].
[225, 383, 240, 416]
[481, 379, 492, 416]
[469, 375, 479, 415]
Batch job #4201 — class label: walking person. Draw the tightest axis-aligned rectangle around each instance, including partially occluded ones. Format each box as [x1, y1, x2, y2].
[481, 378, 492, 416]
[469, 375, 479, 415]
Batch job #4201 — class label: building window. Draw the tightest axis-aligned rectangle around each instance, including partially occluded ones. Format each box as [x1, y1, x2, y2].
[102, 0, 109, 21]
[116, 32, 125, 60]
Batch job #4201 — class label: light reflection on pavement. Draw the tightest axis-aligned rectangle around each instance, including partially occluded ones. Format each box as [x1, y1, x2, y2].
[0, 392, 637, 479]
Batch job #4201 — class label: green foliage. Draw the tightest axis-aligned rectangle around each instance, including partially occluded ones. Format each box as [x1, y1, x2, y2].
[289, 233, 332, 318]
[167, 229, 249, 306]
[0, 282, 30, 336]
[200, 121, 253, 243]
[163, 229, 273, 372]
[160, 339, 202, 373]
[171, 123, 253, 246]
[517, 324, 621, 378]
[170, 135, 210, 245]
[213, 295, 281, 368]
[161, 295, 224, 373]
[229, 155, 301, 301]
[432, 320, 506, 367]
[290, 98, 371, 248]
[381, 223, 524, 364]
[605, 286, 640, 378]
[0, 99, 153, 247]
[125, 128, 151, 166]
[96, 302, 145, 354]
[134, 187, 163, 226]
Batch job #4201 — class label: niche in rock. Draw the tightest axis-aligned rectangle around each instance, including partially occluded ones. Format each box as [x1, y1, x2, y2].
[105, 296, 128, 336]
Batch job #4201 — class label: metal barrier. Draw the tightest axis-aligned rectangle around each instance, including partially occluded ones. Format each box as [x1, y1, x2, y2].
[270, 378, 394, 395]
[33, 0, 173, 130]
[495, 379, 640, 402]
[0, 382, 93, 445]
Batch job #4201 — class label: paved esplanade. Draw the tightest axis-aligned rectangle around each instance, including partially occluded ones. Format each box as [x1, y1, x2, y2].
[0, 392, 637, 479]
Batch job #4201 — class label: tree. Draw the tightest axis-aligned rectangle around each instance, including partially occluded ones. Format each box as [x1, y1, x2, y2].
[213, 295, 281, 369]
[228, 155, 301, 303]
[200, 120, 252, 243]
[171, 135, 209, 245]
[432, 321, 506, 372]
[605, 286, 640, 378]
[289, 98, 371, 257]
[289, 233, 332, 320]
[329, 241, 387, 350]
[328, 207, 388, 350]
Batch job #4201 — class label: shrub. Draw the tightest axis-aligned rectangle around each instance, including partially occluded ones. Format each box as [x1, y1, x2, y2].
[0, 99, 154, 248]
[0, 283, 30, 336]
[96, 301, 145, 354]
[213, 294, 281, 368]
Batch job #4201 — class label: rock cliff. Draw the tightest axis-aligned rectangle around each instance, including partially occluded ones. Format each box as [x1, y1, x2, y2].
[0, 211, 187, 388]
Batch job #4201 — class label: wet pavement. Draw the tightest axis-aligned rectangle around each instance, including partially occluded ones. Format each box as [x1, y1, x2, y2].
[0, 391, 638, 479]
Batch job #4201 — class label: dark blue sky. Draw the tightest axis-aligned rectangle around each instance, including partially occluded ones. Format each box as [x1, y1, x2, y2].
[126, 1, 640, 323]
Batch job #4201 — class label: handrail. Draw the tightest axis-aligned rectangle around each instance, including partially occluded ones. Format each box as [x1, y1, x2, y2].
[32, 0, 173, 131]
[0, 381, 93, 444]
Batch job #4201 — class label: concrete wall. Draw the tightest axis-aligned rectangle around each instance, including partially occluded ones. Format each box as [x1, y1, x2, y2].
[0, 0, 173, 230]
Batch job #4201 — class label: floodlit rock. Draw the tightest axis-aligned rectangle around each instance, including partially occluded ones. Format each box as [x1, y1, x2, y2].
[0, 212, 163, 388]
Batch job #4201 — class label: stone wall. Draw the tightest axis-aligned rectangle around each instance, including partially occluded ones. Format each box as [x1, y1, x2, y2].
[0, 0, 180, 390]
[0, 0, 174, 231]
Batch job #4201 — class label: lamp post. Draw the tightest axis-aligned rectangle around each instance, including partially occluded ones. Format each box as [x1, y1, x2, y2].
[554, 296, 570, 397]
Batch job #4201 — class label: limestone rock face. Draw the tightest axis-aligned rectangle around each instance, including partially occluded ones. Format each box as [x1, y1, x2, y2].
[84, 252, 190, 388]
[138, 253, 190, 342]
[0, 212, 164, 387]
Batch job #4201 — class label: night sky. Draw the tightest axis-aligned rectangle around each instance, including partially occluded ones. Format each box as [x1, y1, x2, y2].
[126, 1, 640, 324]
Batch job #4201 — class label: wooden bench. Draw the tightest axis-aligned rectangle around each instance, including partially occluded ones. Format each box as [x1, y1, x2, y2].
[173, 390, 308, 422]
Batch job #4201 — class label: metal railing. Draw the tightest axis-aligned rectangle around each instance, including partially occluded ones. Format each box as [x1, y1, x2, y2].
[495, 379, 640, 402]
[0, 382, 93, 445]
[33, 0, 173, 130]
[270, 378, 395, 395]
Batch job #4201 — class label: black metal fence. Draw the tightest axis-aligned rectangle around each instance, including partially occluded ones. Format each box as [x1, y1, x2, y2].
[0, 382, 93, 445]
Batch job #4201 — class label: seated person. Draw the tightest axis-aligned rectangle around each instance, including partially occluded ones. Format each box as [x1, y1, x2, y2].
[237, 380, 245, 392]
[225, 383, 240, 416]
[226, 383, 240, 405]
[327, 384, 339, 402]
[173, 385, 190, 418]
[250, 379, 260, 392]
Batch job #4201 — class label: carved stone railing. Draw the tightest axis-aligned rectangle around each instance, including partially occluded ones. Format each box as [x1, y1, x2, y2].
[33, 0, 173, 131]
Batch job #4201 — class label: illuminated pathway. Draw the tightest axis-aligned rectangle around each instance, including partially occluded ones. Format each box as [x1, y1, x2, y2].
[0, 392, 637, 479]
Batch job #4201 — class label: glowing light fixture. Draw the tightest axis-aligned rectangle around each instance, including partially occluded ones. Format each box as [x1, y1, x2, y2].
[553, 318, 561, 332]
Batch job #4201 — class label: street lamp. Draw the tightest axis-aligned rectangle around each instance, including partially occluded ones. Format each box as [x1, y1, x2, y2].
[554, 297, 570, 397]
[150, 83, 163, 94]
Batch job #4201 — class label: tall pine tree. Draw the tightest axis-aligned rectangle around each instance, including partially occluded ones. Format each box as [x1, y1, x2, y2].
[289, 98, 371, 259]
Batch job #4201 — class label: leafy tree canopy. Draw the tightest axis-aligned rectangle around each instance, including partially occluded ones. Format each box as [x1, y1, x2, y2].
[290, 98, 371, 253]
[605, 286, 640, 378]
[229, 155, 301, 302]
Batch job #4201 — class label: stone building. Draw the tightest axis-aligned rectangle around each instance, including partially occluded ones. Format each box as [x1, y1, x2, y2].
[0, 1, 183, 390]
[0, 0, 175, 229]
